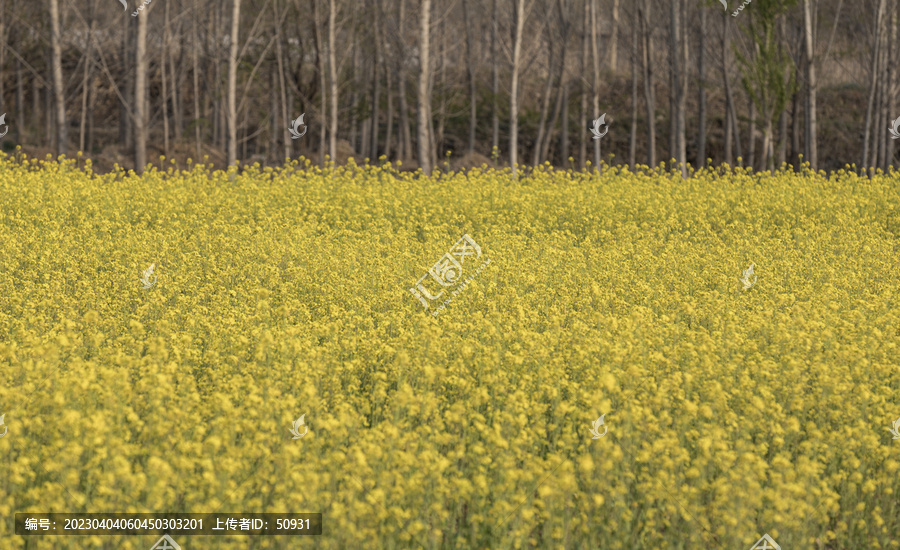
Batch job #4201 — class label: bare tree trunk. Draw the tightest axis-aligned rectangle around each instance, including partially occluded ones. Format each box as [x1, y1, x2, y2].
[542, 38, 567, 166]
[385, 59, 394, 160]
[169, 9, 183, 141]
[213, 5, 222, 149]
[669, 0, 685, 176]
[269, 68, 278, 163]
[312, 0, 327, 164]
[0, 9, 5, 118]
[193, 0, 202, 159]
[542, 83, 564, 165]
[371, 0, 382, 159]
[510, 0, 526, 176]
[579, 0, 588, 168]
[560, 83, 569, 164]
[350, 11, 361, 155]
[79, 0, 94, 153]
[161, 2, 171, 157]
[803, 0, 817, 170]
[45, 69, 52, 147]
[889, 3, 897, 168]
[722, 13, 741, 165]
[590, 0, 601, 170]
[863, 0, 880, 173]
[762, 117, 773, 171]
[533, 26, 555, 166]
[696, 4, 706, 169]
[557, 0, 570, 164]
[34, 74, 41, 134]
[434, 16, 444, 168]
[640, 0, 655, 167]
[226, 0, 241, 165]
[164, 0, 180, 147]
[776, 15, 788, 168]
[877, 4, 891, 171]
[609, 0, 619, 72]
[877, 16, 888, 170]
[777, 108, 787, 167]
[286, 85, 295, 158]
[395, 0, 413, 160]
[491, 0, 500, 154]
[417, 0, 433, 174]
[630, 0, 637, 170]
[120, 16, 132, 148]
[359, 22, 371, 159]
[328, 0, 339, 161]
[747, 85, 756, 169]
[16, 57, 25, 142]
[49, 0, 67, 156]
[134, 1, 148, 171]
[274, 0, 290, 162]
[791, 88, 800, 169]
[462, 0, 477, 154]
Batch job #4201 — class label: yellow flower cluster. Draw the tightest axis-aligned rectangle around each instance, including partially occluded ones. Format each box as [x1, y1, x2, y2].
[1, 153, 898, 548]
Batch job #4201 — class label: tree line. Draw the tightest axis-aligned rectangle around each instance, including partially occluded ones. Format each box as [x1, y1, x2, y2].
[0, 0, 893, 175]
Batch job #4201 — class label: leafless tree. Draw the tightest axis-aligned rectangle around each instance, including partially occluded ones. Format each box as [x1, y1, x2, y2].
[226, 0, 241, 165]
[48, 0, 67, 156]
[329, 0, 339, 160]
[417, 0, 433, 174]
[462, 0, 476, 154]
[134, 1, 149, 171]
[640, 0, 655, 167]
[590, 0, 601, 170]
[669, 0, 686, 176]
[696, 4, 707, 169]
[510, 0, 527, 176]
[803, 0, 817, 170]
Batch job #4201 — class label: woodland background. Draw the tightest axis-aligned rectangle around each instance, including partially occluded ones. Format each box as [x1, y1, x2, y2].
[0, 0, 891, 175]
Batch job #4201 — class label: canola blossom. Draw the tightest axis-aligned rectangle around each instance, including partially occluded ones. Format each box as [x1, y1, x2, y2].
[1, 153, 899, 548]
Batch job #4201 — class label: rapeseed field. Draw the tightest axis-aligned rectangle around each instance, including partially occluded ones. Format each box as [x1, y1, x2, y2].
[1, 152, 899, 549]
